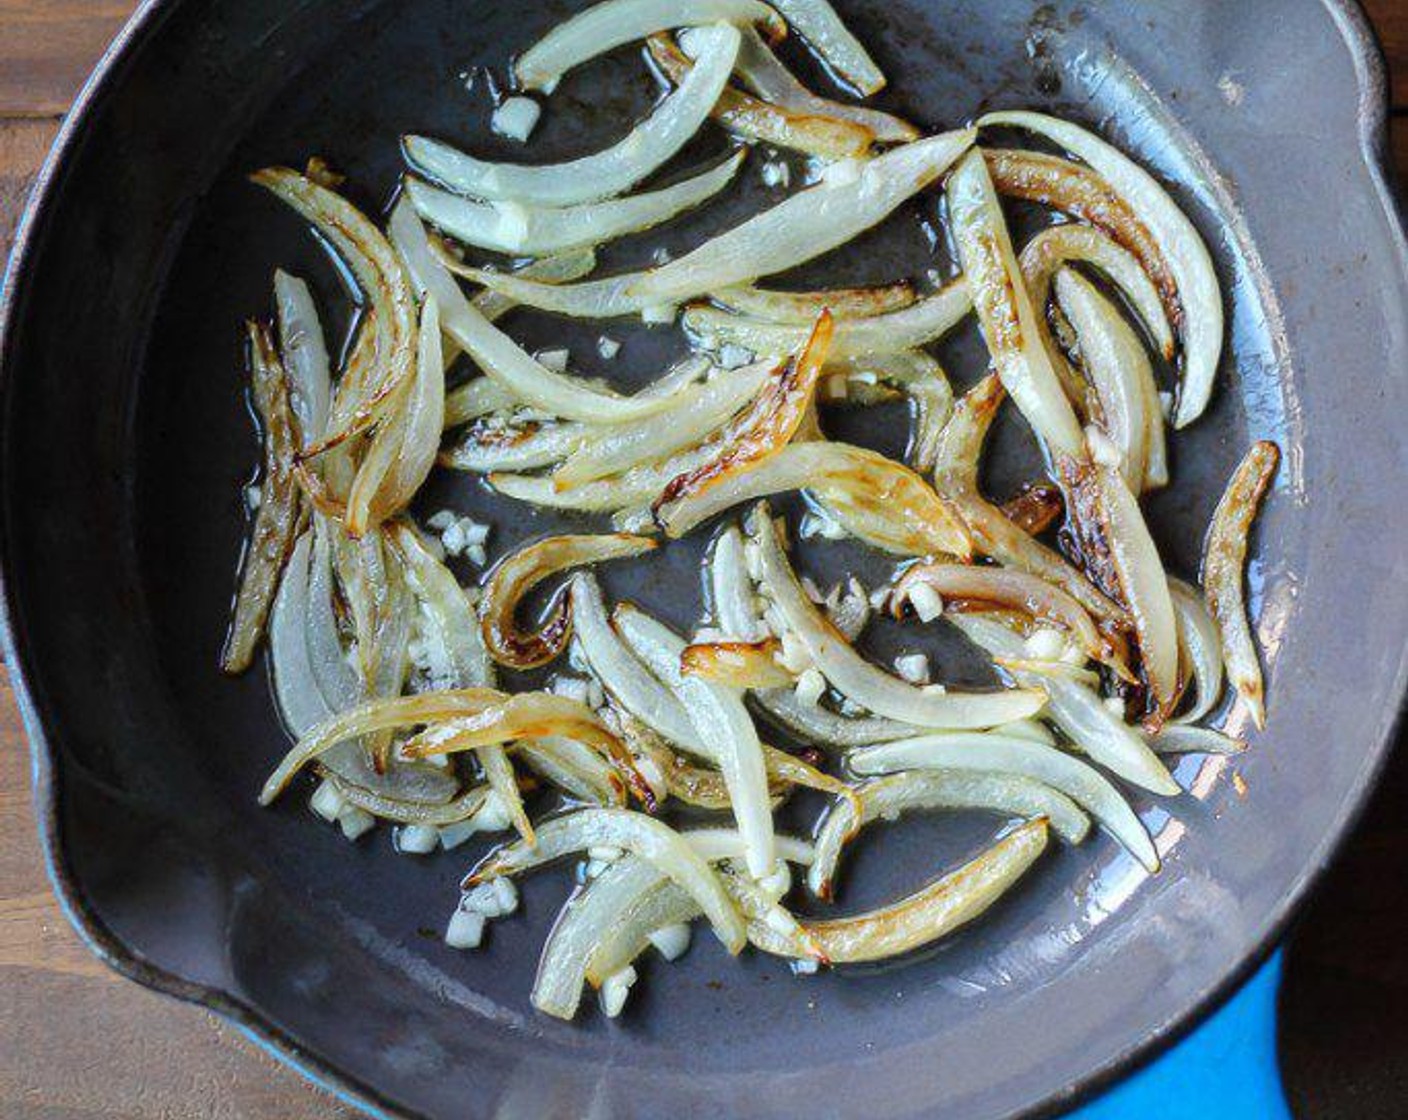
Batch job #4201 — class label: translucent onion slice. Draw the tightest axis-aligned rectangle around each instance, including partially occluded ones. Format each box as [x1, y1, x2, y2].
[480, 533, 657, 669]
[682, 637, 794, 688]
[446, 262, 658, 320]
[552, 361, 769, 488]
[273, 271, 331, 447]
[997, 651, 1179, 796]
[1001, 484, 1064, 536]
[406, 23, 741, 206]
[389, 199, 670, 422]
[628, 732, 790, 809]
[751, 507, 1044, 728]
[1149, 724, 1246, 756]
[947, 148, 1084, 462]
[252, 169, 416, 453]
[491, 444, 716, 514]
[444, 378, 519, 429]
[628, 129, 976, 303]
[847, 733, 1156, 871]
[661, 442, 972, 558]
[1071, 458, 1180, 711]
[685, 279, 971, 358]
[646, 34, 873, 160]
[753, 690, 926, 747]
[733, 25, 915, 141]
[767, 0, 886, 95]
[467, 247, 599, 326]
[270, 533, 330, 737]
[222, 322, 303, 674]
[893, 562, 1111, 669]
[980, 113, 1223, 427]
[1020, 223, 1174, 361]
[1167, 577, 1224, 725]
[809, 770, 1087, 899]
[1055, 269, 1160, 494]
[985, 148, 1177, 338]
[442, 418, 588, 473]
[386, 522, 495, 687]
[404, 151, 743, 257]
[713, 280, 916, 323]
[823, 350, 953, 473]
[932, 375, 1125, 623]
[467, 808, 747, 951]
[321, 773, 490, 826]
[611, 604, 775, 877]
[260, 688, 500, 806]
[653, 314, 832, 517]
[515, 0, 783, 91]
[521, 736, 628, 807]
[753, 819, 1049, 963]
[1201, 441, 1279, 729]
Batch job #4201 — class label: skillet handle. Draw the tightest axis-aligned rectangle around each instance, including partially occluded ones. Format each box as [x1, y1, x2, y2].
[1065, 951, 1290, 1120]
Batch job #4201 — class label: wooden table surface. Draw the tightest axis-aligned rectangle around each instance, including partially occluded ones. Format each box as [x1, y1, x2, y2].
[1, 3, 1405, 1118]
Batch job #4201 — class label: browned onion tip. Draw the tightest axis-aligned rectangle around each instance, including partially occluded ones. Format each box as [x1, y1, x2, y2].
[481, 533, 658, 670]
[654, 310, 833, 516]
[221, 321, 302, 675]
[984, 148, 1180, 346]
[1202, 441, 1280, 729]
[680, 637, 795, 688]
[1001, 484, 1064, 536]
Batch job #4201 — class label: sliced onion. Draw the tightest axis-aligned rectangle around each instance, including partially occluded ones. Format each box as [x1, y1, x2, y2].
[405, 151, 743, 257]
[661, 442, 972, 558]
[685, 279, 971, 358]
[446, 262, 658, 320]
[713, 280, 916, 323]
[260, 688, 503, 805]
[847, 733, 1156, 871]
[754, 819, 1049, 963]
[682, 637, 794, 688]
[406, 24, 741, 206]
[468, 808, 747, 952]
[996, 650, 1179, 796]
[947, 149, 1085, 462]
[1072, 458, 1179, 712]
[273, 271, 331, 447]
[270, 532, 329, 737]
[1201, 441, 1278, 729]
[751, 507, 1044, 727]
[629, 732, 788, 809]
[442, 418, 588, 473]
[932, 375, 1125, 623]
[986, 148, 1177, 336]
[391, 198, 673, 423]
[1055, 269, 1159, 494]
[733, 25, 915, 141]
[1000, 484, 1063, 536]
[979, 113, 1223, 428]
[752, 690, 928, 747]
[347, 295, 447, 534]
[766, 0, 886, 95]
[467, 247, 599, 326]
[653, 314, 831, 517]
[386, 522, 495, 687]
[552, 361, 769, 488]
[1167, 577, 1224, 725]
[647, 34, 873, 160]
[611, 604, 775, 877]
[809, 770, 1087, 899]
[480, 533, 657, 669]
[893, 563, 1111, 669]
[253, 169, 416, 453]
[515, 0, 782, 91]
[628, 130, 975, 303]
[321, 773, 490, 826]
[492, 444, 716, 514]
[444, 378, 519, 429]
[521, 736, 628, 807]
[1148, 724, 1246, 756]
[222, 322, 303, 674]
[1020, 223, 1174, 361]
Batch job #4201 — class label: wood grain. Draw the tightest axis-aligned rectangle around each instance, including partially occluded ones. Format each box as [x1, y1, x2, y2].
[0, 2, 1404, 1118]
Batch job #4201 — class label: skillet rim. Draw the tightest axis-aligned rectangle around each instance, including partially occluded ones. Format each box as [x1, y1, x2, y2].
[0, 1, 1402, 1117]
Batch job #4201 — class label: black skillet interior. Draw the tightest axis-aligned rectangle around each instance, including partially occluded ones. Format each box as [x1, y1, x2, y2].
[3, 1, 1406, 1118]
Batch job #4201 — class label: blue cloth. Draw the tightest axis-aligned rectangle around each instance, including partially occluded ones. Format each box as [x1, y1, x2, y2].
[1068, 951, 1290, 1119]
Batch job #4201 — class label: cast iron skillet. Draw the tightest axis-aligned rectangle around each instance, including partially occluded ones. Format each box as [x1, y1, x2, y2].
[3, 1, 1406, 1117]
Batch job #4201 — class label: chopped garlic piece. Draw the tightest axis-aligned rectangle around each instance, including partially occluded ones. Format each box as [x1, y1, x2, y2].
[337, 805, 376, 840]
[309, 779, 347, 823]
[907, 582, 944, 622]
[445, 909, 486, 949]
[794, 666, 826, 707]
[599, 966, 638, 1017]
[648, 922, 693, 961]
[394, 824, 439, 855]
[894, 653, 930, 684]
[596, 335, 621, 360]
[491, 95, 541, 142]
[535, 347, 570, 372]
